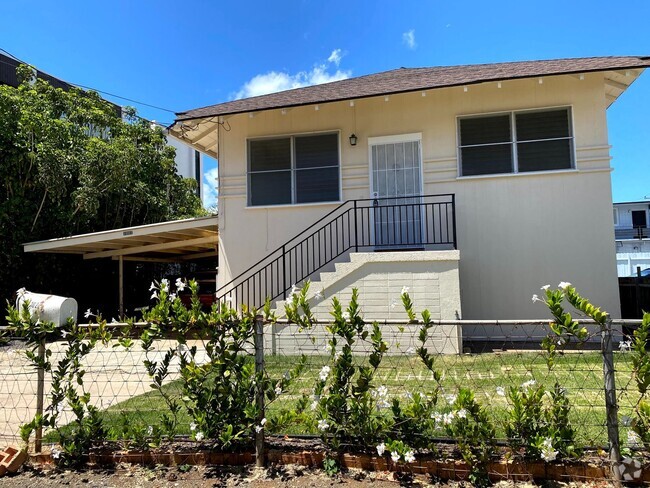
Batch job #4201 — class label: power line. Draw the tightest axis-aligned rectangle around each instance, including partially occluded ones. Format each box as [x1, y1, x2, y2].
[0, 47, 178, 115]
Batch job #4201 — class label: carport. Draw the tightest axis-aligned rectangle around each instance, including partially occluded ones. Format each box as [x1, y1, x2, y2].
[23, 216, 218, 316]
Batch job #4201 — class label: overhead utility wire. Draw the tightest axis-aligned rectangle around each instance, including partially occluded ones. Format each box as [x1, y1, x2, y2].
[0, 47, 178, 117]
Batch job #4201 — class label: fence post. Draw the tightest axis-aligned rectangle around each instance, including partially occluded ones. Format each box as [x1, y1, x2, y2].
[601, 319, 622, 483]
[254, 314, 265, 467]
[34, 339, 46, 453]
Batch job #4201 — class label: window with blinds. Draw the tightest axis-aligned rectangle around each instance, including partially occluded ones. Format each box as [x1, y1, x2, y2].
[248, 133, 340, 206]
[459, 108, 573, 177]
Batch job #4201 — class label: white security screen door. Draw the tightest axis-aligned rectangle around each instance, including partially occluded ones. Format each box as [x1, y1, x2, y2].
[369, 136, 423, 248]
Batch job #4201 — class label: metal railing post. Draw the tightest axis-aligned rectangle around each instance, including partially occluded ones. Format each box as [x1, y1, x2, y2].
[451, 194, 458, 249]
[281, 245, 287, 300]
[601, 318, 622, 483]
[353, 202, 359, 252]
[34, 339, 46, 453]
[254, 315, 265, 467]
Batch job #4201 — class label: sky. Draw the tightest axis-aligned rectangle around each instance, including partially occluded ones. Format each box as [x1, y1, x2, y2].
[1, 0, 649, 206]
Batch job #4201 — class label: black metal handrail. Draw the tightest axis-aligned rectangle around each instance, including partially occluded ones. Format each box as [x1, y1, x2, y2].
[216, 194, 457, 309]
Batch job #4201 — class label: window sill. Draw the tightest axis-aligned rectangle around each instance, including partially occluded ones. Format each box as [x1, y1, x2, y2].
[245, 200, 343, 210]
[456, 168, 578, 181]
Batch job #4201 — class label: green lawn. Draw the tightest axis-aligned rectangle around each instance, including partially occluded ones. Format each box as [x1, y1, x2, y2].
[81, 351, 638, 448]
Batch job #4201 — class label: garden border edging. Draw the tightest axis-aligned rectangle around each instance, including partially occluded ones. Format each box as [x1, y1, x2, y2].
[28, 449, 649, 483]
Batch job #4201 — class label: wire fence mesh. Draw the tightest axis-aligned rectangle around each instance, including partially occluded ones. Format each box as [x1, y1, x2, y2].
[0, 318, 642, 456]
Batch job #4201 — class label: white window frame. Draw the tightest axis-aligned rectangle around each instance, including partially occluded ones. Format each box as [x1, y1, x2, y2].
[247, 130, 342, 207]
[456, 106, 576, 178]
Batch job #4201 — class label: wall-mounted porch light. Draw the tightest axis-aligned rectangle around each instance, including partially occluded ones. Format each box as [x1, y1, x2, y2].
[349, 134, 358, 146]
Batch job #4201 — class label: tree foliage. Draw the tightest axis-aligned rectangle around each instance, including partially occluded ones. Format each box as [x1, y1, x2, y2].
[0, 65, 206, 304]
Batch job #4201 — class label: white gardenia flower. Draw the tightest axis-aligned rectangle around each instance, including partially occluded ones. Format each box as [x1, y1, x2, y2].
[456, 408, 467, 419]
[443, 412, 455, 425]
[190, 422, 197, 431]
[376, 443, 386, 456]
[531, 294, 540, 303]
[522, 379, 536, 390]
[195, 431, 205, 441]
[496, 387, 506, 397]
[151, 291, 158, 300]
[147, 425, 153, 436]
[255, 425, 263, 433]
[444, 393, 457, 404]
[391, 451, 400, 462]
[175, 278, 186, 291]
[275, 386, 282, 395]
[84, 309, 93, 318]
[160, 278, 169, 291]
[61, 329, 69, 339]
[319, 366, 331, 381]
[431, 412, 443, 424]
[342, 311, 350, 320]
[401, 286, 410, 295]
[310, 401, 318, 411]
[541, 447, 558, 462]
[51, 447, 62, 459]
[317, 419, 330, 431]
[404, 450, 415, 463]
[619, 340, 632, 352]
[289, 284, 298, 299]
[149, 282, 156, 291]
[558, 281, 572, 290]
[169, 293, 177, 301]
[628, 430, 641, 447]
[541, 285, 551, 291]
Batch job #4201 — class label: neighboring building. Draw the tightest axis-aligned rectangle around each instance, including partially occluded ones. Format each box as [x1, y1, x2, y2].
[0, 52, 202, 194]
[170, 56, 650, 323]
[165, 134, 203, 199]
[614, 200, 650, 277]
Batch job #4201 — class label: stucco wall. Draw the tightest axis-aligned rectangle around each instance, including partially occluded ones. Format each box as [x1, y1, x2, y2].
[216, 72, 621, 319]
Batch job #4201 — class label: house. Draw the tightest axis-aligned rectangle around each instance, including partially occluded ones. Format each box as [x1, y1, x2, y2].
[614, 200, 650, 277]
[169, 56, 650, 325]
[0, 52, 203, 194]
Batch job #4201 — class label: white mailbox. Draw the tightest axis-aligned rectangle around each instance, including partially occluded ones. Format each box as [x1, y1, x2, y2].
[16, 291, 78, 326]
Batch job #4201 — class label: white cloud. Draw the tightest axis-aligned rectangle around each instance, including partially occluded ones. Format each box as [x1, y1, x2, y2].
[402, 29, 417, 50]
[202, 166, 218, 210]
[233, 50, 350, 99]
[327, 48, 343, 66]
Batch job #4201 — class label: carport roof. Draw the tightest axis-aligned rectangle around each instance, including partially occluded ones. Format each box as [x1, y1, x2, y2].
[23, 216, 218, 263]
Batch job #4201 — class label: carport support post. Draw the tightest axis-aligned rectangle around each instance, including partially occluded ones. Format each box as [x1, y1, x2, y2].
[34, 339, 46, 453]
[602, 319, 622, 484]
[254, 314, 265, 467]
[118, 255, 124, 318]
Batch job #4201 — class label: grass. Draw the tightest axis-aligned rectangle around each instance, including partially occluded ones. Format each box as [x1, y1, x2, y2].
[60, 350, 639, 449]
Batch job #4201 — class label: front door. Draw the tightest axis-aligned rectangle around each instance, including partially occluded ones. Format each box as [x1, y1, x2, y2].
[369, 136, 423, 248]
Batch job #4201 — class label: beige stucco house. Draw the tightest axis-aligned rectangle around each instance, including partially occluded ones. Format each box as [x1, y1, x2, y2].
[169, 56, 650, 325]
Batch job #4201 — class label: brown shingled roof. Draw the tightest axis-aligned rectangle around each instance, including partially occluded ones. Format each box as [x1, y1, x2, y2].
[175, 56, 650, 122]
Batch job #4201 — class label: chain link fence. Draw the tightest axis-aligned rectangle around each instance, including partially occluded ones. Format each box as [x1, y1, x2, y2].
[0, 318, 642, 456]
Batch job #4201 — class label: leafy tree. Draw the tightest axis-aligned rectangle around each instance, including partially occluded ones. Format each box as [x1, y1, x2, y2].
[0, 65, 206, 308]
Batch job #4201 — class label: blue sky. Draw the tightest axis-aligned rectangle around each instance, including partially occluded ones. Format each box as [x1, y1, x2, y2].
[1, 0, 649, 205]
